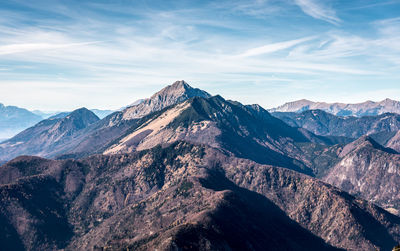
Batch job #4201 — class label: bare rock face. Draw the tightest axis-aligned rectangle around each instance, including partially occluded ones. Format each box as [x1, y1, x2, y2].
[270, 98, 400, 117]
[0, 108, 99, 160]
[0, 81, 211, 161]
[103, 95, 339, 175]
[0, 81, 339, 178]
[386, 131, 400, 152]
[1, 142, 400, 250]
[122, 80, 211, 120]
[323, 136, 400, 215]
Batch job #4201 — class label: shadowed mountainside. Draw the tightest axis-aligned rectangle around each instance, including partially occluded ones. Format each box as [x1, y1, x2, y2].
[272, 109, 400, 139]
[1, 142, 399, 250]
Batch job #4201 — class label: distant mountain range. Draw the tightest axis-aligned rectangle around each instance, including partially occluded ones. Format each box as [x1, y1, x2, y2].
[272, 109, 400, 138]
[0, 108, 99, 160]
[2, 80, 400, 250]
[0, 81, 344, 175]
[269, 98, 400, 116]
[0, 103, 43, 139]
[0, 104, 113, 139]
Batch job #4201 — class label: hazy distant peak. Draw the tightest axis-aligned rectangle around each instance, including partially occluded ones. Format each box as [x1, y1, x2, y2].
[270, 98, 400, 117]
[68, 107, 97, 118]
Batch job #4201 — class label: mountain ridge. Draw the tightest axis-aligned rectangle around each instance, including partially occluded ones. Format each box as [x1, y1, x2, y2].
[270, 98, 400, 117]
[2, 80, 400, 250]
[272, 109, 400, 139]
[0, 103, 43, 139]
[1, 142, 399, 250]
[323, 135, 400, 216]
[0, 108, 99, 160]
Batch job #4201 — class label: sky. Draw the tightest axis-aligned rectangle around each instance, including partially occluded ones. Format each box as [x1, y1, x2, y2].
[1, 0, 400, 111]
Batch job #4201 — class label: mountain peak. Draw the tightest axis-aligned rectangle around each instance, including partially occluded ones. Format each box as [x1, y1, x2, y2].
[151, 80, 209, 99]
[340, 135, 397, 157]
[171, 80, 190, 89]
[62, 107, 100, 131]
[122, 80, 210, 120]
[67, 107, 98, 119]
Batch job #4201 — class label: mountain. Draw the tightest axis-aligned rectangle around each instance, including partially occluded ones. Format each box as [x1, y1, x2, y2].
[0, 103, 43, 139]
[0, 81, 213, 162]
[272, 109, 400, 139]
[385, 131, 400, 152]
[0, 80, 339, 177]
[35, 109, 114, 119]
[270, 98, 400, 117]
[323, 136, 400, 215]
[122, 80, 211, 119]
[102, 94, 348, 175]
[0, 108, 99, 161]
[1, 142, 400, 250]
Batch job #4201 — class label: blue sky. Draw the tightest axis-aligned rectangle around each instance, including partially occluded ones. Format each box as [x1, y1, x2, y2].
[1, 0, 400, 110]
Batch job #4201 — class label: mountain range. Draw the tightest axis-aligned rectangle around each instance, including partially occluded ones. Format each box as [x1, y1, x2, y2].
[272, 109, 400, 139]
[269, 98, 400, 117]
[1, 80, 400, 250]
[0, 104, 113, 140]
[0, 103, 43, 140]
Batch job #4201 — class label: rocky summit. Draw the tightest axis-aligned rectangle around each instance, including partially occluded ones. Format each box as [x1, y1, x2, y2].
[1, 81, 400, 251]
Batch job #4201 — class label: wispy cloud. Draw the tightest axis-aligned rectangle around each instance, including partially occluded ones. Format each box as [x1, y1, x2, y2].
[294, 0, 341, 25]
[0, 0, 399, 110]
[236, 36, 315, 57]
[0, 41, 101, 55]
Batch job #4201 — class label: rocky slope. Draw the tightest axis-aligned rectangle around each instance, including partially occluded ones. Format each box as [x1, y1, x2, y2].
[1, 142, 400, 250]
[103, 94, 344, 175]
[122, 80, 211, 120]
[270, 98, 400, 117]
[323, 136, 400, 216]
[0, 108, 99, 160]
[386, 131, 400, 152]
[0, 81, 212, 162]
[272, 109, 400, 139]
[0, 81, 342, 178]
[0, 103, 43, 139]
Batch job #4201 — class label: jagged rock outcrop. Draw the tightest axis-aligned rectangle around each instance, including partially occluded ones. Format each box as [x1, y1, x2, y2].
[122, 80, 211, 120]
[386, 131, 400, 152]
[323, 136, 400, 215]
